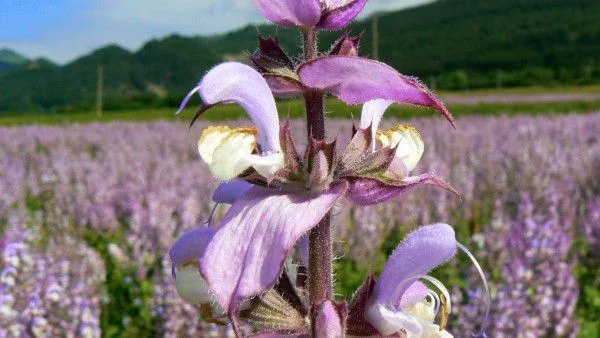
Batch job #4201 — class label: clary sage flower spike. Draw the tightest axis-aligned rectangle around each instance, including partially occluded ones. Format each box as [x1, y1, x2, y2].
[175, 61, 457, 328]
[169, 0, 489, 336]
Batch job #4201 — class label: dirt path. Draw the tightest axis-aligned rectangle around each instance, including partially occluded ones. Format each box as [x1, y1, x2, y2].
[441, 93, 600, 105]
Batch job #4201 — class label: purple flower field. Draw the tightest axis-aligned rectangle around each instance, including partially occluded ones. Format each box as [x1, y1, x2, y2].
[1, 112, 599, 337]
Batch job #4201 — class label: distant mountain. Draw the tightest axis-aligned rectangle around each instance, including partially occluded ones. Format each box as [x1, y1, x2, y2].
[359, 0, 600, 87]
[1, 0, 599, 112]
[0, 48, 28, 65]
[134, 35, 220, 93]
[0, 48, 29, 72]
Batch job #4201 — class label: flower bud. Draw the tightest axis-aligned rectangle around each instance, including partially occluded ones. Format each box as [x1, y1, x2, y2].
[314, 300, 343, 338]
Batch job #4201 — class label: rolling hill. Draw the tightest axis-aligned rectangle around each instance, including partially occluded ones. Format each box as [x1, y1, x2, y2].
[0, 0, 598, 112]
[0, 48, 29, 72]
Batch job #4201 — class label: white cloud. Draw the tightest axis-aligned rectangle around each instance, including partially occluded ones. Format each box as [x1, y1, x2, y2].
[85, 0, 265, 39]
[361, 0, 434, 16]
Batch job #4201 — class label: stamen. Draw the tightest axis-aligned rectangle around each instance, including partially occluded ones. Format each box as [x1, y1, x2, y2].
[390, 274, 451, 314]
[418, 275, 451, 316]
[177, 85, 201, 114]
[457, 242, 491, 338]
[439, 293, 449, 330]
[392, 274, 452, 327]
[427, 289, 441, 314]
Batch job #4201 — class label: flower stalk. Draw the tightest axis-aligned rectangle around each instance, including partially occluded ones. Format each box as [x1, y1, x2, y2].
[171, 2, 464, 335]
[308, 213, 333, 306]
[304, 89, 326, 140]
[303, 29, 318, 62]
[303, 28, 334, 310]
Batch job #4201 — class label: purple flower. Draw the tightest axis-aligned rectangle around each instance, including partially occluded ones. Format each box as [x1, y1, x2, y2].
[314, 300, 344, 337]
[253, 0, 368, 30]
[200, 182, 347, 318]
[365, 224, 457, 337]
[168, 227, 215, 305]
[178, 62, 285, 181]
[328, 32, 362, 57]
[361, 99, 425, 172]
[360, 224, 490, 337]
[298, 56, 455, 127]
[175, 61, 457, 328]
[252, 33, 363, 98]
[178, 62, 454, 204]
[177, 64, 349, 322]
[454, 196, 579, 337]
[250, 40, 453, 126]
[584, 198, 600, 258]
[339, 98, 457, 206]
[168, 226, 229, 323]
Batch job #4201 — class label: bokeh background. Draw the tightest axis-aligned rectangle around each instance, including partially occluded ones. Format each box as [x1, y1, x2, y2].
[1, 0, 599, 337]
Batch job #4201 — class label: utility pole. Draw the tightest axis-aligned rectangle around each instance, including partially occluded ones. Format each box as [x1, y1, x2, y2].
[96, 65, 103, 117]
[372, 14, 379, 60]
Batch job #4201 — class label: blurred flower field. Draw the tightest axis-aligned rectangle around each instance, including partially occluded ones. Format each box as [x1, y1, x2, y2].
[1, 112, 599, 337]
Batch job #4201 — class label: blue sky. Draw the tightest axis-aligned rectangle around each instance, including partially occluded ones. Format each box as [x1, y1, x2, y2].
[1, 0, 431, 64]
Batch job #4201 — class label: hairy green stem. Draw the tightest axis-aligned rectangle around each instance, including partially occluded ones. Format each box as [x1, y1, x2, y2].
[303, 29, 333, 307]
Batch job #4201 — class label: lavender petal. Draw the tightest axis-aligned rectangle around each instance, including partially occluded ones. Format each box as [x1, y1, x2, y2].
[317, 0, 369, 30]
[212, 180, 253, 204]
[373, 223, 456, 306]
[298, 56, 455, 127]
[253, 0, 321, 28]
[199, 182, 348, 314]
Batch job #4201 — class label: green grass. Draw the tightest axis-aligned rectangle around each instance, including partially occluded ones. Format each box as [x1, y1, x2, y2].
[438, 84, 600, 95]
[2, 97, 600, 127]
[0, 109, 185, 126]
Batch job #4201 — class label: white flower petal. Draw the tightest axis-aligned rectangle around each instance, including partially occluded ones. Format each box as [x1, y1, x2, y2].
[365, 302, 423, 337]
[198, 126, 284, 180]
[198, 126, 236, 165]
[360, 99, 395, 150]
[322, 0, 353, 9]
[366, 301, 454, 338]
[405, 299, 436, 323]
[247, 152, 285, 178]
[415, 318, 454, 338]
[211, 129, 257, 180]
[377, 125, 424, 172]
[174, 264, 213, 305]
